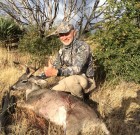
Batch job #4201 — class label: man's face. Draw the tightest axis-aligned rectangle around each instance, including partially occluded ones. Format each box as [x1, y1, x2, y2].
[59, 30, 76, 46]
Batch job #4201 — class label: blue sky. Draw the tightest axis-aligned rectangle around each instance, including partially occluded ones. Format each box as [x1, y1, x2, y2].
[55, 0, 106, 25]
[0, 0, 106, 28]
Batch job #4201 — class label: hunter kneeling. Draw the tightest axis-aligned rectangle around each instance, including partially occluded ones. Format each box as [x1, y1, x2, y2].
[43, 21, 96, 99]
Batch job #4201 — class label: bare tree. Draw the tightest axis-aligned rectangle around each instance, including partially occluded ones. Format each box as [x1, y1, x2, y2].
[60, 0, 81, 21]
[57, 0, 108, 37]
[0, 0, 59, 37]
[0, 0, 107, 38]
[75, 0, 107, 37]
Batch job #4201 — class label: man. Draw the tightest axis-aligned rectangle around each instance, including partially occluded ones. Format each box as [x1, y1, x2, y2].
[44, 22, 96, 99]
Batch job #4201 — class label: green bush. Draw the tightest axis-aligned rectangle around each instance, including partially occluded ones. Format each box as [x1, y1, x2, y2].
[19, 26, 61, 65]
[93, 1, 140, 83]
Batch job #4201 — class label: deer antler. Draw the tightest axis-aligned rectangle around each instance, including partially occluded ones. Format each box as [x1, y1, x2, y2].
[13, 61, 40, 78]
[27, 67, 40, 78]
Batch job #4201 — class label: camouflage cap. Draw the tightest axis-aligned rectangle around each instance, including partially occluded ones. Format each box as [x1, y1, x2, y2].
[56, 22, 74, 34]
[46, 22, 74, 38]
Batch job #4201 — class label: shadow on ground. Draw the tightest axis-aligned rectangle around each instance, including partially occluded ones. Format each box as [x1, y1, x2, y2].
[105, 90, 140, 135]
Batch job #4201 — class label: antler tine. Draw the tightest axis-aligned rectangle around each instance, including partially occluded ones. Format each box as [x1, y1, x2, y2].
[25, 64, 40, 71]
[27, 66, 40, 78]
[13, 61, 40, 78]
[13, 61, 40, 71]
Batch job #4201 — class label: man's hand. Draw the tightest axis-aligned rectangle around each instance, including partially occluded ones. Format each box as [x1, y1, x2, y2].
[44, 59, 58, 77]
[44, 67, 58, 77]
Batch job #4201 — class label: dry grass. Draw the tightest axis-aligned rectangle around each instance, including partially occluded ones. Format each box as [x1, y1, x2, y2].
[91, 80, 140, 135]
[0, 48, 30, 100]
[0, 47, 140, 135]
[4, 107, 49, 135]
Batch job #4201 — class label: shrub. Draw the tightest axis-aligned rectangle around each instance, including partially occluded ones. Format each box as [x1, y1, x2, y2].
[93, 1, 140, 83]
[19, 26, 61, 65]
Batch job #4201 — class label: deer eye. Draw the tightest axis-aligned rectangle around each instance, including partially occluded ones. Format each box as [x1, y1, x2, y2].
[22, 80, 28, 83]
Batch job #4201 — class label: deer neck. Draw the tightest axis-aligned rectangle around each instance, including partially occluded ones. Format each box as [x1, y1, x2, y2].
[26, 83, 41, 100]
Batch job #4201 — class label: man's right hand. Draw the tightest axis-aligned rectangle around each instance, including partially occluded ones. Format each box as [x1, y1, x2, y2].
[44, 59, 58, 77]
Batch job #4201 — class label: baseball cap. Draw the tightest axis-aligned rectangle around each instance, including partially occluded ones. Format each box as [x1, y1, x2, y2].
[56, 21, 74, 34]
[46, 22, 74, 37]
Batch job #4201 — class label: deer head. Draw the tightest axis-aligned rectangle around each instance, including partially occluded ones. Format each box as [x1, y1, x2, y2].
[10, 67, 47, 100]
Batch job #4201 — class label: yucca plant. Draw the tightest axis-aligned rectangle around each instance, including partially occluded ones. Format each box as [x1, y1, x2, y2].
[0, 17, 23, 43]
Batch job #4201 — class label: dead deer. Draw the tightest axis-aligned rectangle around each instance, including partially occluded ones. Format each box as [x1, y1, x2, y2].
[9, 67, 110, 135]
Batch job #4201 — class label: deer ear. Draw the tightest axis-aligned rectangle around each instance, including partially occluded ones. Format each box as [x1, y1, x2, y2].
[26, 67, 30, 74]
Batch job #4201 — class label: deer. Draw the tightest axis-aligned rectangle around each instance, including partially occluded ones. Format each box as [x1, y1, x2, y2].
[6, 67, 110, 135]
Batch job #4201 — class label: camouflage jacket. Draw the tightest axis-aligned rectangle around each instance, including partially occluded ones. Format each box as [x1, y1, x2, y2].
[53, 39, 94, 78]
